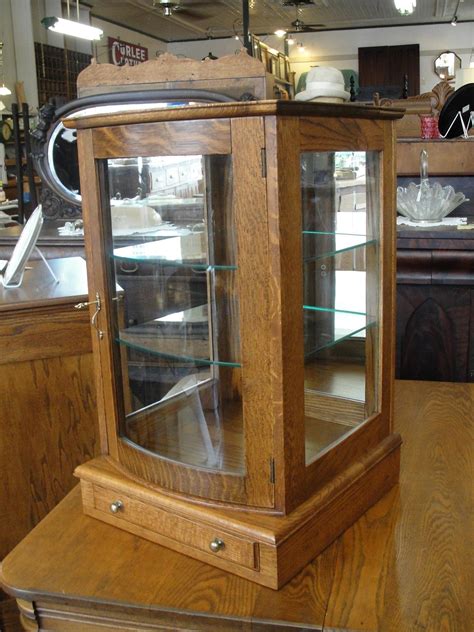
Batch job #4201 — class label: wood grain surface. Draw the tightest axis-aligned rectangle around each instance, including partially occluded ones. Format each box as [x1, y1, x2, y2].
[324, 380, 473, 631]
[66, 100, 403, 131]
[0, 257, 100, 632]
[265, 115, 306, 514]
[1, 381, 470, 630]
[231, 115, 274, 509]
[397, 139, 474, 176]
[92, 119, 231, 159]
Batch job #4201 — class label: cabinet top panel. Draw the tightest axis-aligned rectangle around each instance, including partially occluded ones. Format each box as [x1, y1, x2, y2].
[64, 99, 404, 131]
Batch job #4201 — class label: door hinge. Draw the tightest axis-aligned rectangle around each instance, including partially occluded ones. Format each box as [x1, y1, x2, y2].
[261, 147, 267, 178]
[269, 458, 275, 484]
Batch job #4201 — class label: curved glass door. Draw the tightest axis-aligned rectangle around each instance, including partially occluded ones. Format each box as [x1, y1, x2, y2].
[104, 154, 244, 474]
[301, 151, 380, 464]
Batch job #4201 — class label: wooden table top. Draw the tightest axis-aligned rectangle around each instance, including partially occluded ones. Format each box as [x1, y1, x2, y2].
[0, 256, 88, 312]
[1, 380, 472, 631]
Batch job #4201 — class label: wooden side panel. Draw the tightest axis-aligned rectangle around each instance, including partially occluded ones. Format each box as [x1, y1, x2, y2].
[0, 307, 91, 364]
[265, 116, 306, 513]
[364, 154, 380, 419]
[0, 350, 98, 559]
[231, 116, 275, 509]
[77, 128, 119, 457]
[276, 438, 401, 588]
[92, 119, 231, 158]
[380, 120, 397, 434]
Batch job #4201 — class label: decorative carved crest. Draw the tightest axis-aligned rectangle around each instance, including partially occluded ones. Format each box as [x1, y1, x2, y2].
[77, 49, 266, 89]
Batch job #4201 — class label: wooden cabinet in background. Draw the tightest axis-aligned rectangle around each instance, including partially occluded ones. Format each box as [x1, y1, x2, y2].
[397, 228, 474, 382]
[396, 138, 474, 382]
[0, 257, 99, 630]
[358, 44, 420, 96]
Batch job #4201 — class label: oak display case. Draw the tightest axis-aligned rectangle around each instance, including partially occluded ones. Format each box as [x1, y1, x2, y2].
[67, 100, 403, 589]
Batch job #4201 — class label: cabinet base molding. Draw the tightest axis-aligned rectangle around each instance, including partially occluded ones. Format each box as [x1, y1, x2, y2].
[76, 434, 401, 590]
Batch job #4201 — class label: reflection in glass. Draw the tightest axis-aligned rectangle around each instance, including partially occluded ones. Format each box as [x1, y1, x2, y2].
[301, 151, 380, 464]
[103, 154, 244, 473]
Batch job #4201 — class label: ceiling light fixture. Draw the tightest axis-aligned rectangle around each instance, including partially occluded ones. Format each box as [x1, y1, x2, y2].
[274, 29, 287, 37]
[42, 0, 103, 41]
[42, 16, 103, 40]
[286, 36, 295, 45]
[394, 0, 416, 15]
[0, 43, 11, 96]
[298, 42, 305, 52]
[451, 0, 460, 25]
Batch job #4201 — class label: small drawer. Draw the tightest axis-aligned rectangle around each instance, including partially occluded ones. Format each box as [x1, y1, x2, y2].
[92, 485, 258, 570]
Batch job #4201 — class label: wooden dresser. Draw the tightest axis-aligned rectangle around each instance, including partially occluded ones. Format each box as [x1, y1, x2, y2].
[396, 138, 474, 382]
[397, 225, 474, 381]
[0, 257, 99, 630]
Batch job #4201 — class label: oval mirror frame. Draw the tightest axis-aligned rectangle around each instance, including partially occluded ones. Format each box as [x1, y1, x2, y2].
[30, 89, 238, 214]
[434, 51, 462, 81]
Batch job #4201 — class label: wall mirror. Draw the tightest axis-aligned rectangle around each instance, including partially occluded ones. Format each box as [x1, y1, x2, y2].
[31, 90, 236, 219]
[434, 51, 462, 81]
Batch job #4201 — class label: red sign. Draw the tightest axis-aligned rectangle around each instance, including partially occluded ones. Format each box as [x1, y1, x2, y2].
[108, 37, 148, 66]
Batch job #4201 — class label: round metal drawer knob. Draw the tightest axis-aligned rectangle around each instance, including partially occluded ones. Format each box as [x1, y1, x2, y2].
[209, 538, 225, 553]
[110, 500, 124, 514]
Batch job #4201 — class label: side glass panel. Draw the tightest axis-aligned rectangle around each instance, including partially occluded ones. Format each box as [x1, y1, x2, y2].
[103, 155, 244, 474]
[301, 151, 380, 464]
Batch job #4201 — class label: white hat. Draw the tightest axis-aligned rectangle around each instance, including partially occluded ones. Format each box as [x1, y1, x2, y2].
[296, 66, 350, 102]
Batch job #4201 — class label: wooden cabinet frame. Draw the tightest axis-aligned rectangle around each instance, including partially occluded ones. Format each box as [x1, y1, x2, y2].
[69, 101, 403, 588]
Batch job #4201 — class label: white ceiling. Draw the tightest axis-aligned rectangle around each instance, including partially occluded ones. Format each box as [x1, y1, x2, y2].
[84, 0, 474, 43]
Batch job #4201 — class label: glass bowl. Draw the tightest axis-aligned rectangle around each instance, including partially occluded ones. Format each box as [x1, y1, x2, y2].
[397, 182, 468, 223]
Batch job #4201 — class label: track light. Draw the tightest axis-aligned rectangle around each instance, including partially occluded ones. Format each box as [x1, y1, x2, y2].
[451, 0, 460, 25]
[42, 16, 103, 40]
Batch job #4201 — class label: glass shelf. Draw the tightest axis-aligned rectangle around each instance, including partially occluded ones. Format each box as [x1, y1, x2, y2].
[303, 233, 377, 261]
[117, 304, 241, 368]
[113, 233, 237, 270]
[304, 305, 366, 316]
[304, 310, 374, 355]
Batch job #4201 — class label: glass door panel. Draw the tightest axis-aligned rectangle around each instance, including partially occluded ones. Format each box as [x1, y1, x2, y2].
[301, 151, 380, 464]
[103, 154, 244, 474]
